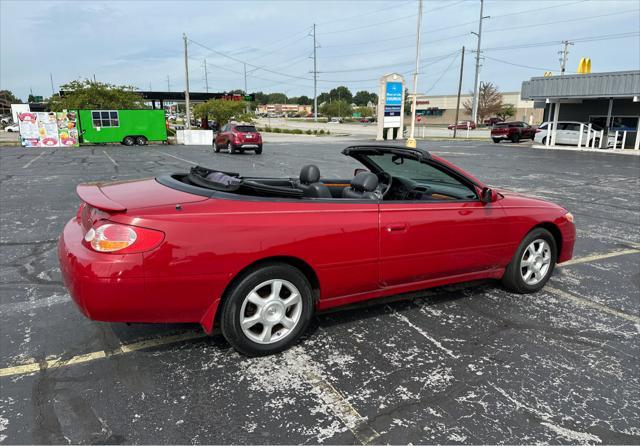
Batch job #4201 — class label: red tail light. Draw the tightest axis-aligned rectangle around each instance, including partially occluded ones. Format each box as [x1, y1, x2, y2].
[535, 128, 541, 133]
[84, 223, 164, 254]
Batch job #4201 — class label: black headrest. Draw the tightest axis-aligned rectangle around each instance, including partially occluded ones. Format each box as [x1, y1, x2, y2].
[351, 172, 378, 192]
[300, 165, 320, 184]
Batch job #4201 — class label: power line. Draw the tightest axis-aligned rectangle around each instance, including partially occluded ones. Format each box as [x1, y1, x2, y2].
[482, 31, 640, 51]
[425, 52, 460, 94]
[483, 55, 574, 74]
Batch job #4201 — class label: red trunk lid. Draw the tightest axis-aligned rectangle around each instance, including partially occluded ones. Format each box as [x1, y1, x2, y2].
[77, 179, 207, 212]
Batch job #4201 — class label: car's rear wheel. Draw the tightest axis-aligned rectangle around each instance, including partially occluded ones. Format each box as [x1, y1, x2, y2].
[220, 263, 314, 356]
[511, 133, 520, 143]
[255, 145, 263, 154]
[123, 136, 135, 146]
[135, 136, 148, 146]
[492, 138, 500, 143]
[213, 141, 220, 153]
[502, 228, 557, 293]
[541, 136, 547, 145]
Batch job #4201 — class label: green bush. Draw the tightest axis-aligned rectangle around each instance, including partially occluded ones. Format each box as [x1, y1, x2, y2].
[319, 129, 325, 135]
[292, 129, 303, 134]
[306, 129, 312, 135]
[273, 127, 281, 133]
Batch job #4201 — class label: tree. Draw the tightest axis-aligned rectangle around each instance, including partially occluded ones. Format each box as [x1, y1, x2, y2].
[496, 104, 516, 121]
[47, 79, 146, 112]
[353, 90, 377, 106]
[0, 90, 22, 104]
[297, 95, 312, 105]
[192, 99, 252, 127]
[317, 92, 330, 106]
[267, 92, 288, 104]
[463, 82, 502, 123]
[354, 106, 374, 117]
[253, 91, 269, 105]
[320, 99, 352, 118]
[328, 86, 353, 103]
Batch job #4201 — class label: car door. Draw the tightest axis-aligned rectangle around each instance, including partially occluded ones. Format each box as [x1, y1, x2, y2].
[216, 124, 228, 146]
[562, 123, 580, 144]
[378, 160, 510, 287]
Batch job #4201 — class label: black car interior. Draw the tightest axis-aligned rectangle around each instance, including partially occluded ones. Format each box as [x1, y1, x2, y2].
[171, 148, 479, 202]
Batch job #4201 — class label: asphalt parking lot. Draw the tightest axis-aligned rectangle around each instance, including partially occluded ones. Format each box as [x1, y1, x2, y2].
[1, 137, 639, 444]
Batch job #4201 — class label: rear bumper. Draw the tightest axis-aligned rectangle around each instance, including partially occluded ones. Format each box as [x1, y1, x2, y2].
[232, 143, 262, 149]
[58, 217, 146, 321]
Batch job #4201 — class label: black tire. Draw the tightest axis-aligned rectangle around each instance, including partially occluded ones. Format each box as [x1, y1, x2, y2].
[541, 136, 547, 145]
[135, 136, 148, 146]
[226, 142, 234, 153]
[123, 136, 135, 146]
[213, 141, 220, 153]
[255, 145, 263, 154]
[511, 133, 520, 143]
[502, 228, 557, 294]
[593, 138, 601, 148]
[492, 138, 501, 144]
[220, 263, 314, 356]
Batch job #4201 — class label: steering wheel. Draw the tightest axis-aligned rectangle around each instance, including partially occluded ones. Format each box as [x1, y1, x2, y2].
[377, 172, 393, 198]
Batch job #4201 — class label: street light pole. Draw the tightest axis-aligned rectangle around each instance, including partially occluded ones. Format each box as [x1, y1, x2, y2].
[183, 33, 191, 130]
[471, 0, 486, 124]
[312, 23, 318, 122]
[406, 0, 423, 149]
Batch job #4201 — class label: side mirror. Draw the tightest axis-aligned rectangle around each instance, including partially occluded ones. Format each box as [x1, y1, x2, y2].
[481, 187, 498, 203]
[354, 168, 368, 176]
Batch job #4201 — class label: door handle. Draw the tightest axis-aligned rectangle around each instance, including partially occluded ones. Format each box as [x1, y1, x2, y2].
[386, 224, 407, 232]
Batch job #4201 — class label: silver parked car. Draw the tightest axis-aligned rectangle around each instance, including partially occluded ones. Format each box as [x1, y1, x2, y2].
[534, 121, 619, 147]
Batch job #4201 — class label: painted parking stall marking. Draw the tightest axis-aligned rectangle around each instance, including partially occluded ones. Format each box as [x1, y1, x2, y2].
[2, 246, 637, 379]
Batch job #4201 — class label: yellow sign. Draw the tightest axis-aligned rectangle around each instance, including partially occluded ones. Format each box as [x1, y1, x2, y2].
[544, 71, 553, 77]
[577, 58, 591, 74]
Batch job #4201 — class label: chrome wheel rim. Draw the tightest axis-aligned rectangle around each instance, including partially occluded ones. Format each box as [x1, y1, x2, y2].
[520, 239, 551, 285]
[240, 279, 302, 344]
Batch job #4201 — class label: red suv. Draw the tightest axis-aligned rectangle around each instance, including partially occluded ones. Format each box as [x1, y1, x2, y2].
[491, 121, 536, 143]
[214, 123, 263, 154]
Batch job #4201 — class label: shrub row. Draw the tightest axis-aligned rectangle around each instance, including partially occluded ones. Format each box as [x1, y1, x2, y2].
[257, 127, 330, 135]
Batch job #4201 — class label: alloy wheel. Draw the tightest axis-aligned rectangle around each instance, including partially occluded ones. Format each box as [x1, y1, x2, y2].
[239, 279, 303, 344]
[520, 239, 551, 285]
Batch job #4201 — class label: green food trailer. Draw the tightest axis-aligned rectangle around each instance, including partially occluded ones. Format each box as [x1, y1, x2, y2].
[76, 109, 167, 145]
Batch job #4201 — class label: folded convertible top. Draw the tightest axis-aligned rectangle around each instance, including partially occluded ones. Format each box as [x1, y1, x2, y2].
[188, 166, 303, 198]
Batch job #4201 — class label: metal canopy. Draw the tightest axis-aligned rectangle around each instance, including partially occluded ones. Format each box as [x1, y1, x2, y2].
[521, 70, 640, 100]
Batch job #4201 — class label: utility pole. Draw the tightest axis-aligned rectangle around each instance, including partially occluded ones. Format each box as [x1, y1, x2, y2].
[312, 23, 318, 122]
[453, 46, 465, 139]
[471, 0, 488, 124]
[49, 73, 55, 95]
[204, 59, 209, 93]
[559, 40, 573, 76]
[183, 33, 191, 130]
[406, 0, 423, 148]
[243, 62, 248, 94]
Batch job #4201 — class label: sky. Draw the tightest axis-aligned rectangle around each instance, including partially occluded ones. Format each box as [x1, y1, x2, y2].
[1, 0, 639, 101]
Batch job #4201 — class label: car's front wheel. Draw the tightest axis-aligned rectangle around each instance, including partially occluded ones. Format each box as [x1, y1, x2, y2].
[492, 138, 500, 143]
[502, 228, 557, 293]
[220, 263, 314, 356]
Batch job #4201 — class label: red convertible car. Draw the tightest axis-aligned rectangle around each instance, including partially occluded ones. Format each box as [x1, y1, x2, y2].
[59, 145, 575, 356]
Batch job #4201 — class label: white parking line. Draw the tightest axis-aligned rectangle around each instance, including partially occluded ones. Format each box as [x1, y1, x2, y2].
[558, 248, 639, 267]
[545, 286, 640, 324]
[102, 150, 118, 166]
[157, 150, 198, 165]
[22, 151, 46, 168]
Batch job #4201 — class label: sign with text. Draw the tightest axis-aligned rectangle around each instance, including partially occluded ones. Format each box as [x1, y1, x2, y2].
[385, 82, 403, 106]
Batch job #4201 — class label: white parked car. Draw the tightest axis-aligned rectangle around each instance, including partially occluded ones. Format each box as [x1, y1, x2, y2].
[3, 124, 19, 132]
[534, 121, 620, 147]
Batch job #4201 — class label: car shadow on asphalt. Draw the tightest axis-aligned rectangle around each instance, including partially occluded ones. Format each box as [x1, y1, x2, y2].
[102, 280, 497, 355]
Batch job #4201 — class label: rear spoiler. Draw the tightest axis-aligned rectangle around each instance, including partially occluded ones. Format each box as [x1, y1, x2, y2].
[76, 184, 127, 212]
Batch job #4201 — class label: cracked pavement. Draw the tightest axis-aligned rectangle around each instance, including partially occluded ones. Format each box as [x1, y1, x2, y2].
[1, 138, 638, 444]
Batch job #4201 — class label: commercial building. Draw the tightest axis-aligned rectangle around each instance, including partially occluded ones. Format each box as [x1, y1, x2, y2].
[413, 92, 543, 125]
[256, 104, 312, 115]
[521, 70, 640, 149]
